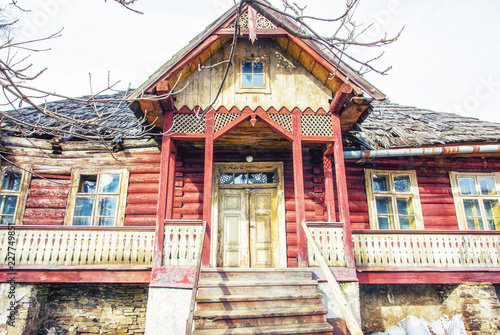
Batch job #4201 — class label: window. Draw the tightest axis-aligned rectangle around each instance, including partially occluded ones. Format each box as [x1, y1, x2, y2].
[219, 171, 276, 185]
[66, 169, 129, 226]
[242, 61, 264, 88]
[450, 172, 500, 230]
[0, 166, 30, 225]
[365, 169, 424, 230]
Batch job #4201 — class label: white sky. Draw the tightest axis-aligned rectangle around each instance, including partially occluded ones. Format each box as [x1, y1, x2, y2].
[3, 0, 499, 123]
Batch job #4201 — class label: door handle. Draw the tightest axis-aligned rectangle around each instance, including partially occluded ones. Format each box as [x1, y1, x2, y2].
[249, 225, 255, 228]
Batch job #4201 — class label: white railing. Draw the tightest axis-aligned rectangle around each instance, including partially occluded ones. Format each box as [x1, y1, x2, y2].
[0, 226, 155, 267]
[306, 222, 347, 267]
[163, 222, 204, 266]
[353, 231, 500, 268]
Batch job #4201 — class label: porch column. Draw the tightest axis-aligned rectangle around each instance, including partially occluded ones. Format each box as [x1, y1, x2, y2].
[202, 109, 215, 265]
[165, 140, 177, 220]
[323, 146, 337, 222]
[292, 109, 308, 267]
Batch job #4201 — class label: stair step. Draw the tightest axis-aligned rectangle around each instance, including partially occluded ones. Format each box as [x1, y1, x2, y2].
[192, 322, 334, 334]
[196, 293, 324, 310]
[201, 268, 314, 281]
[198, 280, 318, 295]
[195, 306, 327, 319]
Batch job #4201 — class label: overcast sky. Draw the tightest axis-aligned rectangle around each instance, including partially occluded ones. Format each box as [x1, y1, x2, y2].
[3, 0, 499, 123]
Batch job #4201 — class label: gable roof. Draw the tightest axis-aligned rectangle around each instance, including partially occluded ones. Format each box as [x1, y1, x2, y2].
[128, 1, 385, 102]
[346, 100, 500, 150]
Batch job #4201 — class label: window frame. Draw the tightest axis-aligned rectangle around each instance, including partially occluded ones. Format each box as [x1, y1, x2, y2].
[235, 57, 271, 94]
[0, 165, 31, 225]
[449, 171, 500, 231]
[365, 169, 424, 230]
[65, 168, 129, 226]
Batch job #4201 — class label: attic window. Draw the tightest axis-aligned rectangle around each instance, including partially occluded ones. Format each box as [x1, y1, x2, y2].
[242, 61, 264, 87]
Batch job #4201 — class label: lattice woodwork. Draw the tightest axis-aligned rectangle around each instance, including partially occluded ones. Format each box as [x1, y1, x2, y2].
[214, 113, 242, 133]
[301, 114, 333, 136]
[228, 11, 277, 29]
[267, 113, 293, 133]
[172, 113, 205, 134]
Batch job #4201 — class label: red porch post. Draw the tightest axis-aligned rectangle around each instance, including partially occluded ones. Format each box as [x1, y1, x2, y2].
[323, 146, 337, 222]
[202, 109, 215, 266]
[292, 109, 308, 267]
[165, 140, 177, 220]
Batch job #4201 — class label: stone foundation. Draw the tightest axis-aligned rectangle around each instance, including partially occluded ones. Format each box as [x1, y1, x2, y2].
[360, 282, 500, 334]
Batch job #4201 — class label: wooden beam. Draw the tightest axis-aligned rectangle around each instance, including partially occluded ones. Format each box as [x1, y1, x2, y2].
[357, 271, 500, 285]
[256, 112, 294, 142]
[323, 145, 336, 222]
[300, 135, 336, 143]
[215, 28, 288, 38]
[214, 113, 251, 141]
[170, 133, 206, 141]
[202, 109, 215, 266]
[330, 83, 353, 115]
[292, 110, 308, 267]
[156, 81, 175, 113]
[0, 270, 151, 284]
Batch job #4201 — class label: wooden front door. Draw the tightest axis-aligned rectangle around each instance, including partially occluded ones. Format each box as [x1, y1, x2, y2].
[218, 187, 276, 268]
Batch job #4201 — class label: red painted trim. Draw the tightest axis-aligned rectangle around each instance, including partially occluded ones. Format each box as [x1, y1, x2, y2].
[0, 270, 151, 284]
[300, 135, 336, 143]
[149, 266, 196, 288]
[312, 267, 358, 282]
[214, 113, 250, 141]
[202, 110, 215, 266]
[0, 226, 155, 231]
[323, 146, 336, 222]
[256, 112, 293, 142]
[352, 230, 500, 235]
[165, 140, 177, 220]
[215, 28, 288, 38]
[170, 133, 205, 141]
[357, 271, 500, 284]
[292, 110, 308, 267]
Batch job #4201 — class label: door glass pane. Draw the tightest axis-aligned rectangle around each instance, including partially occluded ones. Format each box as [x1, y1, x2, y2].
[79, 176, 97, 193]
[262, 172, 275, 184]
[459, 177, 477, 195]
[234, 173, 247, 184]
[74, 197, 94, 217]
[100, 174, 120, 193]
[373, 175, 389, 192]
[249, 173, 261, 184]
[0, 195, 18, 215]
[220, 173, 234, 185]
[394, 175, 411, 193]
[479, 177, 496, 195]
[1, 171, 22, 191]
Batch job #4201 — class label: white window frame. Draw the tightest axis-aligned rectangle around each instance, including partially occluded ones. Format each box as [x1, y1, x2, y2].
[65, 168, 129, 226]
[0, 165, 31, 225]
[449, 171, 500, 231]
[365, 169, 424, 230]
[235, 56, 271, 94]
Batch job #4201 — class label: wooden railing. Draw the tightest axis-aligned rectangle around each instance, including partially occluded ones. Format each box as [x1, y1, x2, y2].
[163, 221, 205, 266]
[353, 230, 500, 269]
[0, 226, 155, 267]
[306, 222, 346, 267]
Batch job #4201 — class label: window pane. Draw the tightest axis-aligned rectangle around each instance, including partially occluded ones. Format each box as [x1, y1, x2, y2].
[466, 219, 477, 230]
[394, 175, 411, 193]
[463, 199, 481, 218]
[262, 172, 275, 184]
[99, 218, 115, 226]
[242, 61, 253, 73]
[100, 174, 120, 193]
[396, 198, 414, 216]
[249, 173, 261, 184]
[376, 197, 392, 215]
[0, 216, 14, 225]
[253, 74, 264, 87]
[479, 177, 496, 195]
[74, 197, 94, 217]
[79, 176, 97, 193]
[487, 219, 498, 231]
[459, 177, 477, 195]
[1, 171, 22, 191]
[399, 217, 413, 230]
[378, 216, 391, 230]
[373, 175, 389, 192]
[483, 200, 500, 218]
[0, 195, 18, 215]
[242, 74, 253, 87]
[220, 173, 233, 185]
[73, 217, 92, 226]
[253, 62, 264, 73]
[98, 198, 117, 217]
[234, 173, 247, 184]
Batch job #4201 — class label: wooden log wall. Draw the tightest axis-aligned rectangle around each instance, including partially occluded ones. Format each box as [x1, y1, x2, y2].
[345, 156, 500, 231]
[173, 145, 329, 267]
[1, 136, 160, 227]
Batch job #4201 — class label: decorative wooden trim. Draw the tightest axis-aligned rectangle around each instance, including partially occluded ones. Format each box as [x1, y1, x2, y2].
[64, 167, 129, 227]
[0, 225, 155, 231]
[292, 110, 308, 267]
[214, 113, 250, 141]
[449, 171, 500, 230]
[256, 112, 293, 142]
[364, 169, 424, 230]
[202, 109, 215, 266]
[215, 27, 288, 38]
[351, 229, 500, 235]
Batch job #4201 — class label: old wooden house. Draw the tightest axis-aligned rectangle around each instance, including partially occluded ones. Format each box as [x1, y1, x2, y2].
[1, 3, 499, 335]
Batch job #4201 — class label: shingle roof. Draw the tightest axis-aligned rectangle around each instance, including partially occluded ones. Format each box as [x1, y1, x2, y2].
[1, 93, 151, 142]
[346, 100, 500, 150]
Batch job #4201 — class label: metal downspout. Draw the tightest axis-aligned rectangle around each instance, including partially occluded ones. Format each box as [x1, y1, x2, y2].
[343, 144, 500, 160]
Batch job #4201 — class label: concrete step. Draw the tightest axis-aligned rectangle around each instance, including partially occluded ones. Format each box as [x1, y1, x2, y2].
[195, 293, 324, 311]
[194, 306, 328, 329]
[192, 323, 334, 334]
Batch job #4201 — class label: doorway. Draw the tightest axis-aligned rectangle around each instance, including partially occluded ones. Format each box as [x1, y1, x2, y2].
[211, 162, 286, 268]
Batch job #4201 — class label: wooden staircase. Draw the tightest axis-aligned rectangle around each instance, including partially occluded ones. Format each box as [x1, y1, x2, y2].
[192, 268, 334, 334]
